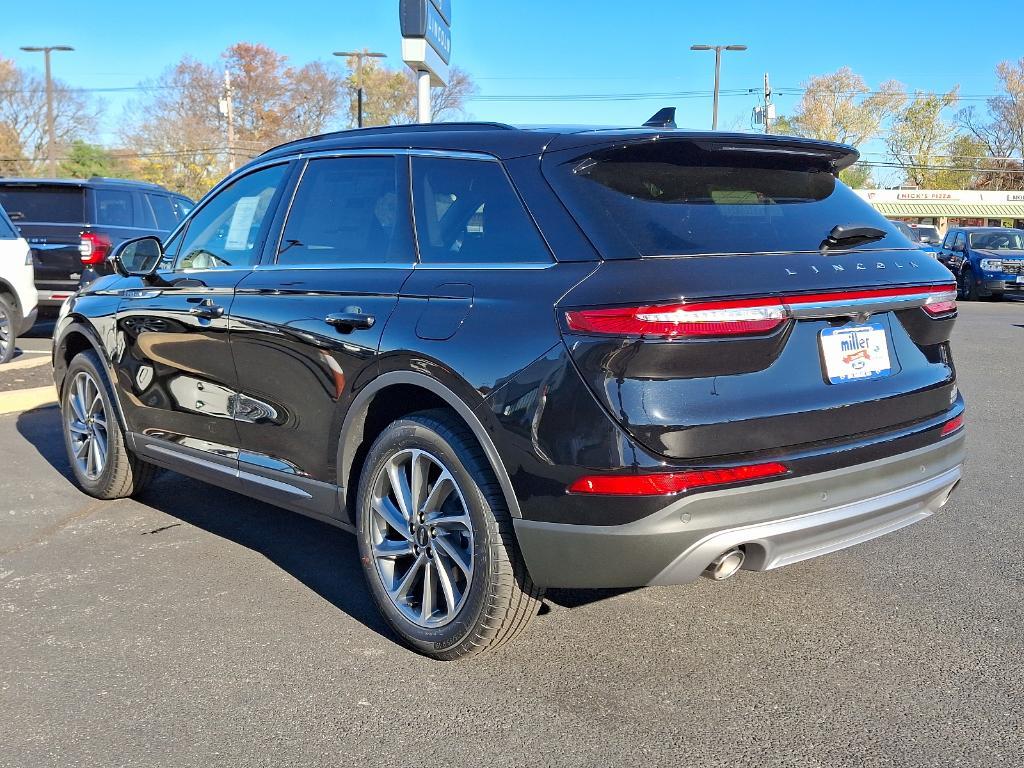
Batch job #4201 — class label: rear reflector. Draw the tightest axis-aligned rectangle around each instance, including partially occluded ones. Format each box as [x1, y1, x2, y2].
[565, 284, 957, 339]
[940, 414, 964, 436]
[567, 462, 789, 496]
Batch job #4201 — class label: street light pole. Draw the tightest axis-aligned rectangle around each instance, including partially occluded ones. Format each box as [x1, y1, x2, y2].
[20, 45, 74, 176]
[690, 44, 747, 130]
[333, 50, 388, 128]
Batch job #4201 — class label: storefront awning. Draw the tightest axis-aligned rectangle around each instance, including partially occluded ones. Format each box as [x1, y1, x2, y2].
[870, 202, 1024, 218]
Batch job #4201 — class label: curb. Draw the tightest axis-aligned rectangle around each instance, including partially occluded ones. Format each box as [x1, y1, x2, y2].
[0, 385, 58, 416]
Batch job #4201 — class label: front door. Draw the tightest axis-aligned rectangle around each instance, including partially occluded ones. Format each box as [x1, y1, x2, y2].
[112, 163, 290, 484]
[229, 155, 415, 515]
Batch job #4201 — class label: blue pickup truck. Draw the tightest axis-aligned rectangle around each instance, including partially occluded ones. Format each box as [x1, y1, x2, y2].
[937, 226, 1024, 300]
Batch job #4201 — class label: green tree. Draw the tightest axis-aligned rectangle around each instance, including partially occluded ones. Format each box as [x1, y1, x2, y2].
[58, 140, 125, 179]
[343, 57, 478, 126]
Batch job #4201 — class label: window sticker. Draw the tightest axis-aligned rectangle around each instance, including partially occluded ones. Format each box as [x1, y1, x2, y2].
[225, 196, 260, 251]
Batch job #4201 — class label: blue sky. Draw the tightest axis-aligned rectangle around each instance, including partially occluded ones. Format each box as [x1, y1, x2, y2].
[2, 0, 1019, 178]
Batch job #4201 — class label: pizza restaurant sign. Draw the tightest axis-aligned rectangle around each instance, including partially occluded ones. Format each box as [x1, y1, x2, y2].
[857, 189, 1024, 204]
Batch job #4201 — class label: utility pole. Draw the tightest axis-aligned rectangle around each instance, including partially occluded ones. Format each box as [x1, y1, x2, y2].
[219, 70, 235, 171]
[19, 45, 74, 176]
[763, 72, 773, 134]
[333, 49, 388, 128]
[690, 43, 747, 130]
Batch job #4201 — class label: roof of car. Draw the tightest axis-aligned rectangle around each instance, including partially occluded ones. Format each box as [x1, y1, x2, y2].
[258, 122, 860, 168]
[951, 226, 1024, 232]
[0, 176, 174, 192]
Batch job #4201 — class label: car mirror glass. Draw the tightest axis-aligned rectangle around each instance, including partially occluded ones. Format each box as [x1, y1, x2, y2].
[114, 236, 164, 277]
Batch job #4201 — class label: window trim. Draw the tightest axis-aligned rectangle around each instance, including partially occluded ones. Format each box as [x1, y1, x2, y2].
[168, 161, 293, 273]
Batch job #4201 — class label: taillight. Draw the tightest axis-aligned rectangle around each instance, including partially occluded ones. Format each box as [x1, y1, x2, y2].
[921, 287, 957, 317]
[564, 284, 958, 339]
[567, 462, 789, 496]
[565, 298, 786, 338]
[79, 232, 112, 266]
[940, 413, 964, 436]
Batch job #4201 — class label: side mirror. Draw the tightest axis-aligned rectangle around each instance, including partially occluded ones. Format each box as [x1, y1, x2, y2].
[113, 236, 164, 278]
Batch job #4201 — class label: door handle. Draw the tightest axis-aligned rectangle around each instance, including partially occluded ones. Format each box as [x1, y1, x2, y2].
[324, 311, 375, 332]
[189, 299, 224, 319]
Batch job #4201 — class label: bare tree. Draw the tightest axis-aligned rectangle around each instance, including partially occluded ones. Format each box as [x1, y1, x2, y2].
[343, 57, 478, 126]
[0, 56, 98, 175]
[957, 58, 1024, 190]
[887, 88, 961, 188]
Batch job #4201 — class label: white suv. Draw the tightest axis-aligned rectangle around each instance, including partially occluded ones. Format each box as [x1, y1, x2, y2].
[0, 204, 37, 364]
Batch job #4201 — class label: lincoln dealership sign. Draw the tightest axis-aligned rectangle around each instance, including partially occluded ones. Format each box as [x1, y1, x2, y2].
[400, 0, 451, 85]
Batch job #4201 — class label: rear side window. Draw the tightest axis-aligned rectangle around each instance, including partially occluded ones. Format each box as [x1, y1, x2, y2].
[0, 206, 17, 239]
[543, 140, 908, 258]
[411, 157, 551, 264]
[0, 185, 85, 223]
[278, 156, 411, 265]
[146, 194, 178, 230]
[95, 189, 134, 227]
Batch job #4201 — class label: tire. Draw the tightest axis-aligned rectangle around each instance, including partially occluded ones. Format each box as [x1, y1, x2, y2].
[959, 267, 979, 301]
[356, 409, 543, 660]
[60, 350, 155, 499]
[0, 295, 18, 364]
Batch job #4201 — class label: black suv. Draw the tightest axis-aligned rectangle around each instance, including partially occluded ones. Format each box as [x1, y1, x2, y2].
[0, 177, 192, 311]
[52, 123, 966, 659]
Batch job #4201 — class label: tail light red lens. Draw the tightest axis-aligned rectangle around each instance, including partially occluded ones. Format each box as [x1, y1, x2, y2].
[565, 298, 787, 338]
[940, 413, 964, 436]
[567, 462, 790, 496]
[564, 284, 958, 339]
[79, 232, 112, 266]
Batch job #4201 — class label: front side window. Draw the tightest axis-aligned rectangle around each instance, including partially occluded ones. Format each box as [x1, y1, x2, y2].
[411, 157, 551, 264]
[953, 232, 966, 251]
[95, 189, 134, 227]
[942, 231, 955, 249]
[175, 164, 287, 270]
[277, 156, 411, 266]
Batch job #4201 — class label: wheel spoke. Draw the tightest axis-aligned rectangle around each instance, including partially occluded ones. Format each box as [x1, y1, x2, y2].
[373, 496, 412, 540]
[421, 472, 455, 517]
[69, 391, 87, 423]
[85, 438, 96, 476]
[92, 415, 107, 430]
[392, 552, 425, 600]
[432, 549, 460, 612]
[92, 429, 108, 467]
[387, 459, 414, 522]
[410, 451, 429, 514]
[434, 532, 471, 577]
[68, 421, 89, 436]
[431, 512, 472, 530]
[74, 436, 90, 459]
[420, 559, 435, 622]
[373, 538, 413, 559]
[88, 393, 103, 417]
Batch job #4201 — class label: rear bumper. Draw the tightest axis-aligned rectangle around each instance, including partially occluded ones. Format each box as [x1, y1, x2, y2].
[514, 434, 965, 588]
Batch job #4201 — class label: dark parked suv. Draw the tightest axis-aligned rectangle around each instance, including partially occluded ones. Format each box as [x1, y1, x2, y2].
[52, 123, 966, 658]
[0, 177, 192, 311]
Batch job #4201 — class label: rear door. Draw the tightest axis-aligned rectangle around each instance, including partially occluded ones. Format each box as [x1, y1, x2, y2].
[0, 183, 86, 303]
[229, 155, 414, 512]
[114, 163, 290, 484]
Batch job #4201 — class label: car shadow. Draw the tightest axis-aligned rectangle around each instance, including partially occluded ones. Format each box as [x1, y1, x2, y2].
[14, 405, 627, 636]
[15, 405, 396, 645]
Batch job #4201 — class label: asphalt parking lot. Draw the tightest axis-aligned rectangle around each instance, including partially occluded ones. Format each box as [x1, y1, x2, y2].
[1, 303, 1021, 768]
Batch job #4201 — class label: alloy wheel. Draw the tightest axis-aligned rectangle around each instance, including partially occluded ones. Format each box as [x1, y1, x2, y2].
[368, 448, 475, 628]
[65, 371, 110, 480]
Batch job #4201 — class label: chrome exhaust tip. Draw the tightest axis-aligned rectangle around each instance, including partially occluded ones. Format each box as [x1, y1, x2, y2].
[702, 548, 745, 581]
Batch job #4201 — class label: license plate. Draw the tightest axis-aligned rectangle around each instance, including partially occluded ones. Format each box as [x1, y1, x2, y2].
[1016, 276, 1024, 284]
[819, 322, 892, 384]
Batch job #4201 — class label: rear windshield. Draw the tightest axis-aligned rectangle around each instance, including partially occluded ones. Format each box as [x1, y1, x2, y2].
[542, 140, 907, 258]
[912, 226, 940, 244]
[0, 185, 85, 224]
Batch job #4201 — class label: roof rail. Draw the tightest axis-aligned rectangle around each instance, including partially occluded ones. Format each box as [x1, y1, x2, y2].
[260, 121, 518, 156]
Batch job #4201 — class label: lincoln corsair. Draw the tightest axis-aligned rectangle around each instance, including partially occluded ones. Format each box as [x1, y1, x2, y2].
[52, 122, 966, 659]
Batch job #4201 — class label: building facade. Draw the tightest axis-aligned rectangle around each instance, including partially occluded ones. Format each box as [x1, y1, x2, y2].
[855, 189, 1024, 235]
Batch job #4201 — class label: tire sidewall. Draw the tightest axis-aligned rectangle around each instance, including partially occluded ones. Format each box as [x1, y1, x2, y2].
[61, 352, 121, 494]
[356, 418, 496, 656]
